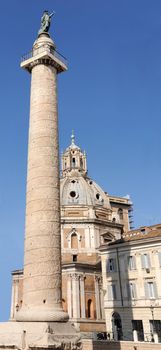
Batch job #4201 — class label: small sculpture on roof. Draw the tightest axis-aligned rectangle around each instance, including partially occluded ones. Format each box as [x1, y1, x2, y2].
[38, 10, 55, 35]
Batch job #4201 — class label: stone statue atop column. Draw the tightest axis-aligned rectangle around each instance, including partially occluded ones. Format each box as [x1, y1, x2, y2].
[38, 10, 55, 35]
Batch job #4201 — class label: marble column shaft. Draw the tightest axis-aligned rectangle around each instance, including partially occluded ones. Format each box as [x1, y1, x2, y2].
[16, 34, 68, 322]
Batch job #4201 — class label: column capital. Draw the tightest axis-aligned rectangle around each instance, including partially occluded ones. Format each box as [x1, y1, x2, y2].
[80, 274, 86, 282]
[13, 279, 19, 285]
[71, 273, 80, 281]
[95, 274, 102, 285]
[21, 34, 67, 74]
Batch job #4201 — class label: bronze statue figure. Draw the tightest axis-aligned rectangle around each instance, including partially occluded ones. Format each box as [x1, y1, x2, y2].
[38, 10, 55, 35]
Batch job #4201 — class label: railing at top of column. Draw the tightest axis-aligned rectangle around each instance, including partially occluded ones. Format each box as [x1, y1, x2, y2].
[21, 45, 68, 67]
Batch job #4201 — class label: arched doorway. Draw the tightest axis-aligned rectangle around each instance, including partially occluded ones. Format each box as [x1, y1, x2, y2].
[112, 312, 123, 340]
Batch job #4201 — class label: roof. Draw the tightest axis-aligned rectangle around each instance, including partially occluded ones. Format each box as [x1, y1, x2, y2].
[122, 223, 161, 242]
[99, 223, 161, 250]
[122, 229, 161, 242]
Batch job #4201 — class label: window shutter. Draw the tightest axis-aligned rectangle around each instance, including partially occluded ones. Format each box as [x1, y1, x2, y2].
[113, 258, 117, 272]
[112, 284, 117, 300]
[106, 259, 110, 273]
[158, 252, 161, 267]
[144, 282, 148, 299]
[141, 255, 145, 269]
[127, 256, 131, 269]
[133, 256, 136, 269]
[153, 282, 158, 299]
[126, 283, 130, 299]
[133, 284, 137, 299]
[108, 285, 112, 300]
[147, 254, 151, 268]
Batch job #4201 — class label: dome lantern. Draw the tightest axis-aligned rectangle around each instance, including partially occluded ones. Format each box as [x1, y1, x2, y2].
[61, 132, 87, 176]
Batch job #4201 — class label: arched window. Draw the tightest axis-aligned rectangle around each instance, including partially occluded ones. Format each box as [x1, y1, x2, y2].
[72, 157, 76, 168]
[118, 208, 123, 220]
[71, 233, 78, 249]
[87, 299, 94, 319]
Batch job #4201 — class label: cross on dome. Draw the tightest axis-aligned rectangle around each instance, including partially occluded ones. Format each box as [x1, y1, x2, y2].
[71, 130, 75, 146]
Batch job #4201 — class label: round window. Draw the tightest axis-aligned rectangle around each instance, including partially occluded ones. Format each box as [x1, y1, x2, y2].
[70, 191, 76, 198]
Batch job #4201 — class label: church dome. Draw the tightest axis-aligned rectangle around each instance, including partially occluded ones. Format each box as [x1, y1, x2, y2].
[60, 175, 110, 208]
[60, 132, 110, 209]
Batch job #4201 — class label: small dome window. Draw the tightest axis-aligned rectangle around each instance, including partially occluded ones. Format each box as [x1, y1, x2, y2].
[70, 191, 76, 198]
[72, 157, 76, 168]
[89, 181, 93, 185]
[96, 193, 100, 200]
[71, 180, 76, 184]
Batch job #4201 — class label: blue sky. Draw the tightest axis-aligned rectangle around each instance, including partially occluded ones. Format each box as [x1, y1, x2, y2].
[0, 0, 161, 320]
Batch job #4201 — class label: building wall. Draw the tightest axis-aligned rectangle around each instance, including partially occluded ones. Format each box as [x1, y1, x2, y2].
[82, 339, 161, 350]
[100, 236, 161, 342]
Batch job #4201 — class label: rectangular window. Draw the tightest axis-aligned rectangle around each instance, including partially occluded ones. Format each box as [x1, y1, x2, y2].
[148, 282, 155, 298]
[144, 282, 157, 299]
[141, 254, 151, 269]
[127, 282, 137, 299]
[108, 284, 117, 300]
[128, 256, 136, 270]
[106, 258, 117, 272]
[73, 255, 77, 262]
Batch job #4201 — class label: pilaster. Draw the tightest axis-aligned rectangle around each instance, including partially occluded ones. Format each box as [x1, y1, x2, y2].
[80, 275, 86, 318]
[71, 273, 80, 319]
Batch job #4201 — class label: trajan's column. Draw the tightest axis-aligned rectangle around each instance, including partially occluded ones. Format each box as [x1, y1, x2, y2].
[17, 10, 68, 324]
[0, 11, 80, 349]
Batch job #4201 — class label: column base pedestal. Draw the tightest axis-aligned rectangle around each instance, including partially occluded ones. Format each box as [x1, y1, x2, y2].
[16, 305, 69, 322]
[0, 321, 81, 349]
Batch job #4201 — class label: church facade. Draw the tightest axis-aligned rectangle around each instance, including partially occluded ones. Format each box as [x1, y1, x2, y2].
[10, 133, 132, 335]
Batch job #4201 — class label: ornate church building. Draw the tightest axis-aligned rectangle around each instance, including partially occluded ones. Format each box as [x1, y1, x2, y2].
[10, 133, 132, 335]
